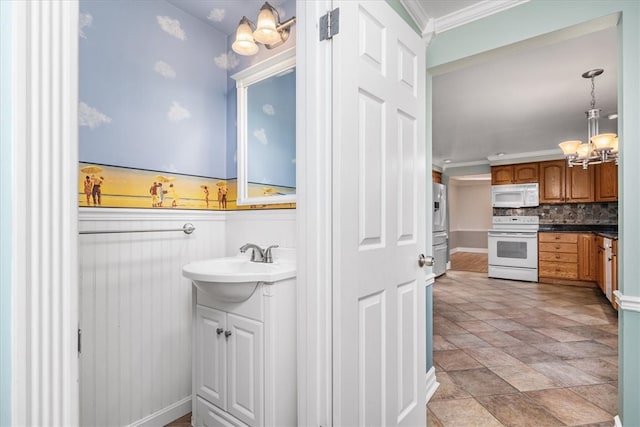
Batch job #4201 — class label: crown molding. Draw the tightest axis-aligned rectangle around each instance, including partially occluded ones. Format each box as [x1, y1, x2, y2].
[487, 149, 562, 165]
[441, 159, 489, 170]
[399, 0, 431, 35]
[400, 0, 529, 40]
[434, 0, 530, 33]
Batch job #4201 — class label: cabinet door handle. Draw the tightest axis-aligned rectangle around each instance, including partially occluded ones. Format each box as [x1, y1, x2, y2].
[216, 328, 224, 335]
[224, 330, 232, 338]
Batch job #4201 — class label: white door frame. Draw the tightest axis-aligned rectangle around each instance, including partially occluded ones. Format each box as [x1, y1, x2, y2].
[11, 1, 79, 425]
[295, 1, 334, 425]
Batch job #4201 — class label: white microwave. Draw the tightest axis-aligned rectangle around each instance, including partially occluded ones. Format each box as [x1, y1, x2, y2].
[491, 183, 539, 208]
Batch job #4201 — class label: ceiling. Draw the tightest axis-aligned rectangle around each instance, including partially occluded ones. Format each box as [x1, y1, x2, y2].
[432, 26, 618, 167]
[168, 1, 618, 169]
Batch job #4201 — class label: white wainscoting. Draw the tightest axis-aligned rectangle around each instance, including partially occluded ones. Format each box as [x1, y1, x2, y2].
[225, 210, 297, 255]
[78, 209, 226, 427]
[78, 208, 297, 426]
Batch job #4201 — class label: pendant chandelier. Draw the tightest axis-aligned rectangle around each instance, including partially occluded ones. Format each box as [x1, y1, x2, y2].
[558, 69, 619, 169]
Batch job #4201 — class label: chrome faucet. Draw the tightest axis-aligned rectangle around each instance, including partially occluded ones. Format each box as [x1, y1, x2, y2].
[239, 243, 279, 263]
[264, 245, 279, 263]
[239, 243, 266, 262]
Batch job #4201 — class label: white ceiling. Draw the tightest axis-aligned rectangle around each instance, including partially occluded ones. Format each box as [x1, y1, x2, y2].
[432, 26, 618, 167]
[168, 1, 618, 169]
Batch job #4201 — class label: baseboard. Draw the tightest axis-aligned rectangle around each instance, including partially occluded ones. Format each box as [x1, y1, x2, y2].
[425, 366, 440, 403]
[128, 396, 191, 427]
[614, 415, 621, 427]
[450, 247, 488, 254]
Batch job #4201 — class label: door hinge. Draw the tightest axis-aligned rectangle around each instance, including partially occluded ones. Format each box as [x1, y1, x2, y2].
[77, 328, 82, 355]
[319, 8, 339, 41]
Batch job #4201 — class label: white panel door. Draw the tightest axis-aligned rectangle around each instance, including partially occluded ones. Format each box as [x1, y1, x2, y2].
[332, 1, 427, 426]
[227, 313, 264, 427]
[196, 305, 227, 410]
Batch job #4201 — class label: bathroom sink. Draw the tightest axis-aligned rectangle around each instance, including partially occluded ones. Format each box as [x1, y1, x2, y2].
[182, 255, 296, 302]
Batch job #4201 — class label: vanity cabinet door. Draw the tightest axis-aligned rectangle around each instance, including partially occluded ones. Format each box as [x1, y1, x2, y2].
[196, 305, 227, 410]
[226, 313, 263, 427]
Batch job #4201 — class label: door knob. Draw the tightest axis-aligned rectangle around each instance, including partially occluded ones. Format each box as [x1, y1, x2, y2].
[216, 328, 224, 335]
[224, 330, 232, 338]
[418, 254, 435, 268]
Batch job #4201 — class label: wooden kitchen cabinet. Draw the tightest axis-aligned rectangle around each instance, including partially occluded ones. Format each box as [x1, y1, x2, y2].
[539, 232, 579, 280]
[491, 165, 515, 185]
[491, 163, 538, 185]
[566, 165, 595, 203]
[595, 162, 618, 202]
[539, 160, 566, 203]
[539, 160, 596, 203]
[539, 232, 597, 285]
[432, 170, 442, 183]
[578, 234, 597, 281]
[513, 163, 539, 183]
[612, 239, 618, 309]
[595, 235, 605, 293]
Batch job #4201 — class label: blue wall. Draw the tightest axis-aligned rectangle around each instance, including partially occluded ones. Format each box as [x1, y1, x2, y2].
[79, 0, 297, 185]
[79, 0, 229, 178]
[0, 1, 12, 424]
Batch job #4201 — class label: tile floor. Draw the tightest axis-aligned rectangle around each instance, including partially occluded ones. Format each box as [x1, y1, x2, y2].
[428, 270, 618, 427]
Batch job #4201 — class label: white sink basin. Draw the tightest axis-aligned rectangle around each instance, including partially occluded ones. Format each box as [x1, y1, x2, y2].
[183, 256, 296, 302]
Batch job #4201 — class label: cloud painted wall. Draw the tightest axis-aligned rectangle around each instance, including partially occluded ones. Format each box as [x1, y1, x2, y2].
[79, 0, 296, 192]
[79, 0, 228, 178]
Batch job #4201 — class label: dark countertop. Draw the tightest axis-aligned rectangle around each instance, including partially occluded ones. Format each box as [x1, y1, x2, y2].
[538, 224, 618, 239]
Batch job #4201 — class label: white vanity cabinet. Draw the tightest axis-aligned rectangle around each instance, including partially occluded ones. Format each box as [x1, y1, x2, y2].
[192, 277, 296, 427]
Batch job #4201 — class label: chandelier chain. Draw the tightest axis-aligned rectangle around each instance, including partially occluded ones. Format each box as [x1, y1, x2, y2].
[590, 76, 596, 109]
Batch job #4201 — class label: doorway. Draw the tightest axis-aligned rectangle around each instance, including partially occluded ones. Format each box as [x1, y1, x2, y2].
[430, 6, 628, 425]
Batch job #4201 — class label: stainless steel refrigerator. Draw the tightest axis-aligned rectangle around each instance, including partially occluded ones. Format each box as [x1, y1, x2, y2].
[433, 183, 447, 277]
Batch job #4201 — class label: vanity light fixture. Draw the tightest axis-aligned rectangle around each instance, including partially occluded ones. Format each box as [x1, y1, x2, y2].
[231, 2, 296, 56]
[558, 69, 618, 169]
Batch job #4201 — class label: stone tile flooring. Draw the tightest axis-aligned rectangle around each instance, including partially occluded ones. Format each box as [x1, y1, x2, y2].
[428, 270, 618, 427]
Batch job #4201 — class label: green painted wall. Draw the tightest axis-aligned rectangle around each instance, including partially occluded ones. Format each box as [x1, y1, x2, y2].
[385, 0, 421, 34]
[426, 1, 640, 424]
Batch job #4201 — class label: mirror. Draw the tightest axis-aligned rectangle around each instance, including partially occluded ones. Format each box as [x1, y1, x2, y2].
[232, 47, 296, 205]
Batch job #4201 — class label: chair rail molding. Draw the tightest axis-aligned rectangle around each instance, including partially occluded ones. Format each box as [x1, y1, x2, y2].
[614, 290, 640, 313]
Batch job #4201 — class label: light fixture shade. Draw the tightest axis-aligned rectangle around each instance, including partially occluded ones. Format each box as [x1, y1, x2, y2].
[591, 133, 617, 150]
[559, 140, 581, 155]
[232, 17, 259, 56]
[576, 143, 592, 159]
[611, 137, 619, 153]
[253, 3, 282, 45]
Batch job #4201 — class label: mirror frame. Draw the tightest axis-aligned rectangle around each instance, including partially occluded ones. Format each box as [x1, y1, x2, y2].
[231, 47, 296, 206]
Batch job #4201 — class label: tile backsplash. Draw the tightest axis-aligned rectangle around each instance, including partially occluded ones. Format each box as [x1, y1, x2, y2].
[494, 202, 618, 225]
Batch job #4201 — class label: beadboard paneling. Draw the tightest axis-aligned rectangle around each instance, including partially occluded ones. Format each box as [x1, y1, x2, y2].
[225, 210, 297, 256]
[78, 209, 226, 426]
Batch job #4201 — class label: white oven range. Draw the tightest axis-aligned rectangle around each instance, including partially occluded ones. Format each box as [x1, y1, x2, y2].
[488, 216, 539, 282]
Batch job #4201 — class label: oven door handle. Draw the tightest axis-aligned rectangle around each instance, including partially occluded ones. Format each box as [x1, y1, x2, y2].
[488, 231, 538, 238]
